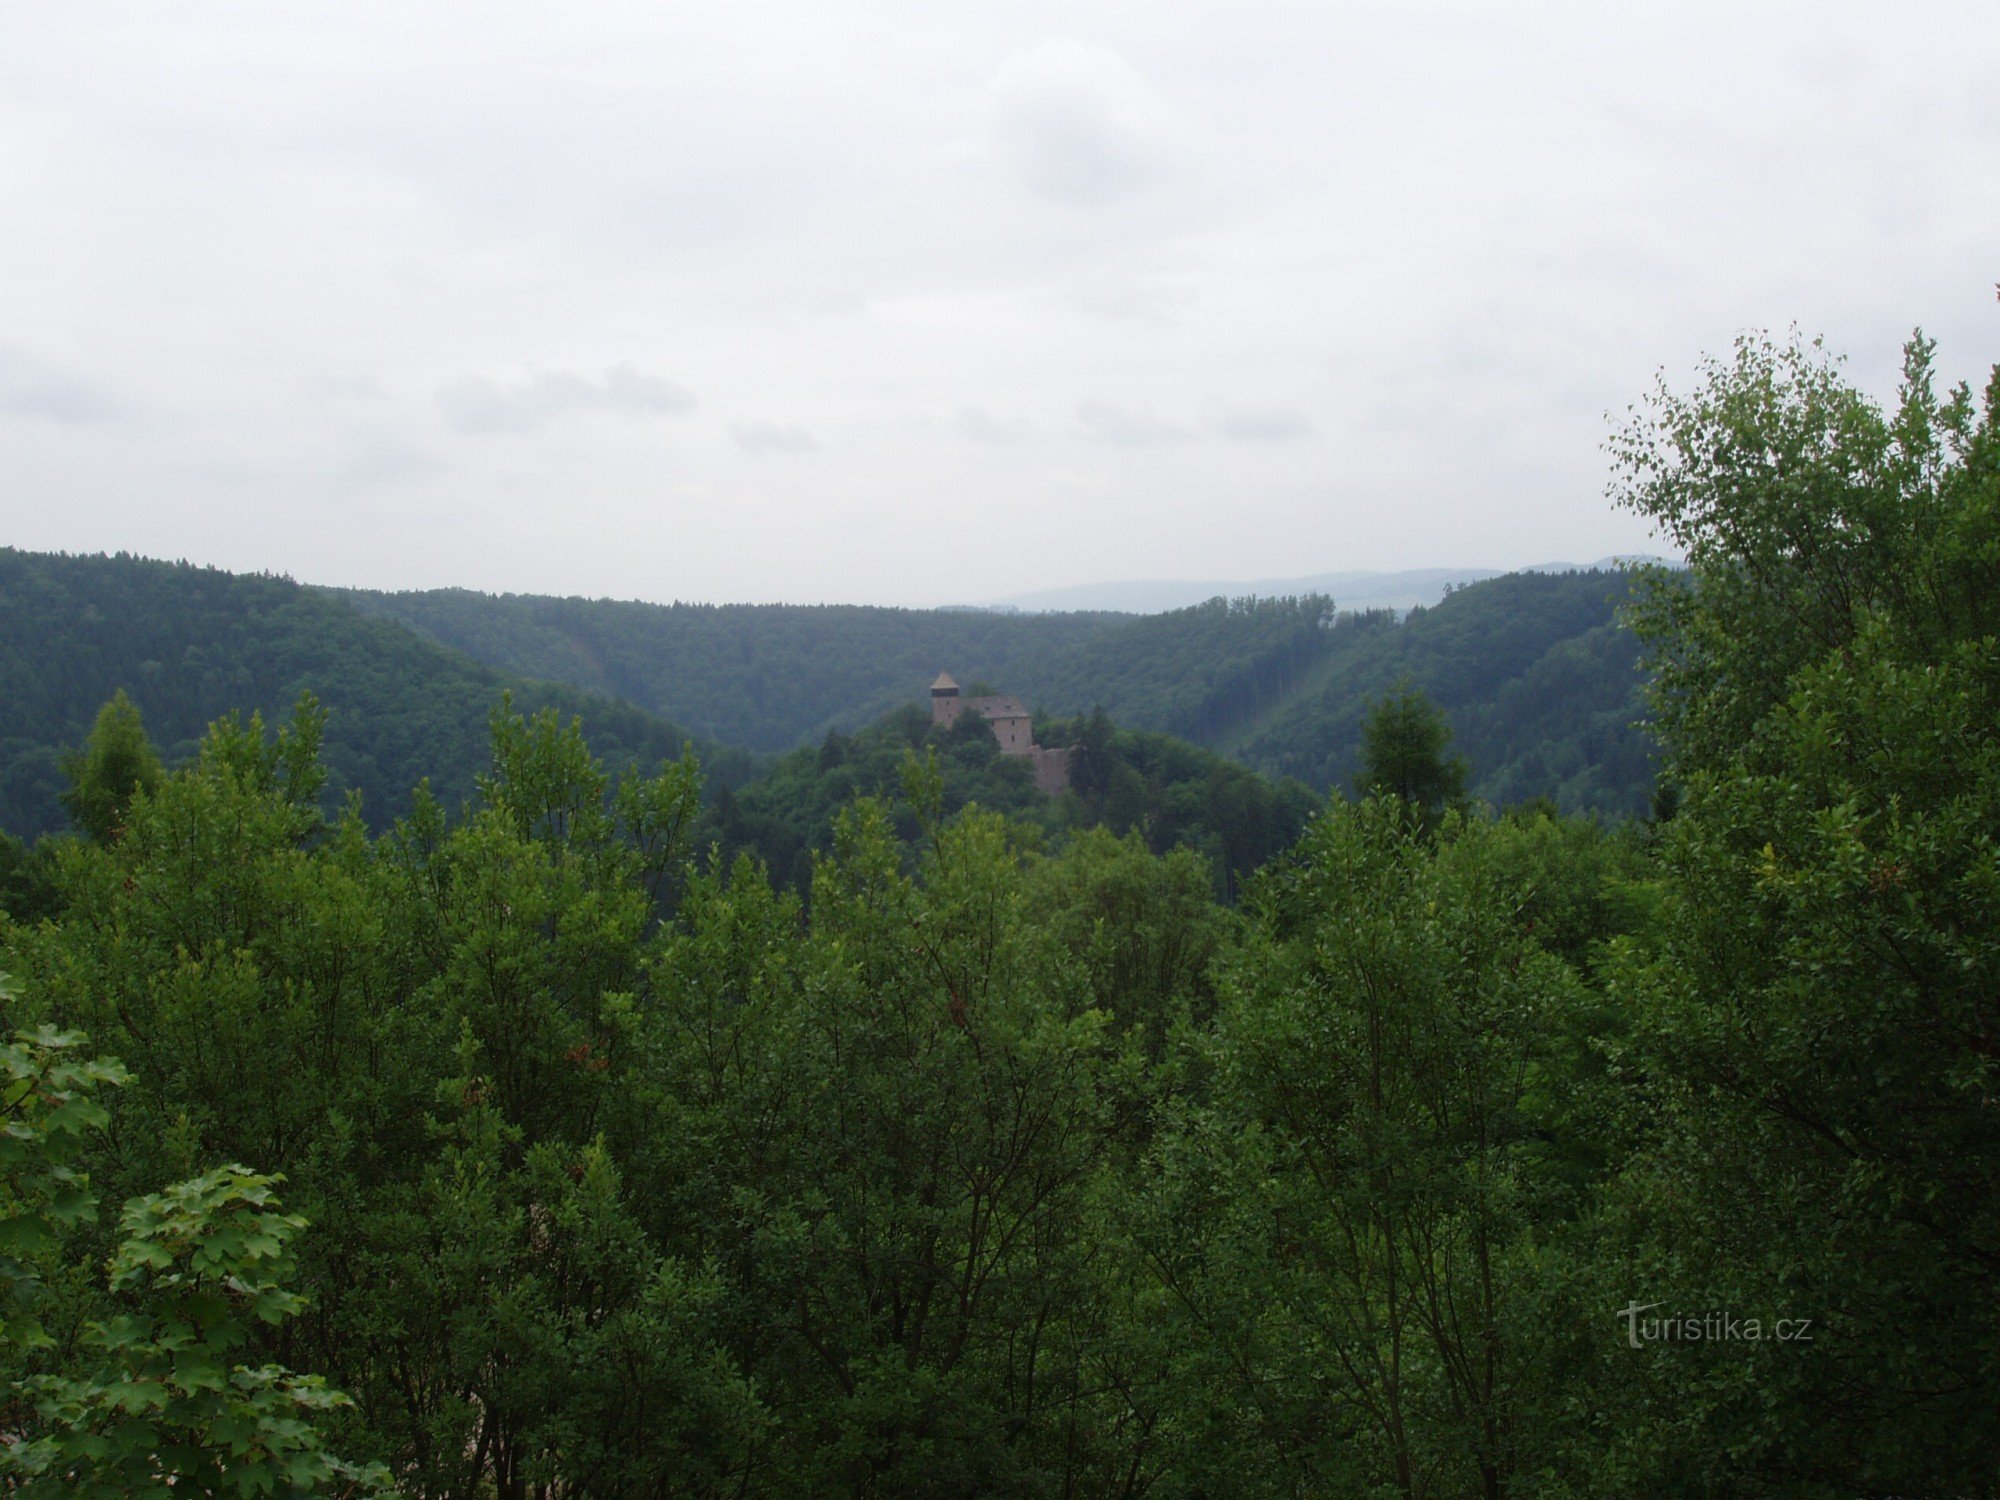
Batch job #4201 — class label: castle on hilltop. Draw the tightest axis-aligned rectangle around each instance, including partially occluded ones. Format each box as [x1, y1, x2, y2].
[930, 672, 1072, 794]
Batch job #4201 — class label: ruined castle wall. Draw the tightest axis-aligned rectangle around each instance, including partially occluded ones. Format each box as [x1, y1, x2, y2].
[1028, 746, 1072, 795]
[992, 715, 1031, 752]
[927, 678, 1068, 793]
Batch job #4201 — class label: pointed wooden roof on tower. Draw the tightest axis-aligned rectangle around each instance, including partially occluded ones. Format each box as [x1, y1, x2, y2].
[931, 672, 959, 692]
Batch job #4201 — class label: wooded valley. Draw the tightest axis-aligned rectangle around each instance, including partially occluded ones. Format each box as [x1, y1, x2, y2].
[0, 329, 1995, 1495]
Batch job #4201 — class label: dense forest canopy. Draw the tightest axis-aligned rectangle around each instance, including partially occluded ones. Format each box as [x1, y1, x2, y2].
[335, 587, 1136, 753]
[344, 568, 1655, 816]
[0, 325, 1993, 1495]
[1221, 571, 1653, 812]
[3, 549, 1654, 842]
[0, 551, 1328, 893]
[704, 702, 1320, 900]
[0, 549, 755, 843]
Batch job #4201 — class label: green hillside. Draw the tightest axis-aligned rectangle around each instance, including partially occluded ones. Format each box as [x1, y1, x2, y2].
[337, 586, 1345, 756]
[708, 702, 1319, 899]
[1224, 572, 1654, 815]
[0, 548, 1655, 844]
[0, 549, 753, 842]
[343, 568, 1656, 816]
[336, 587, 1134, 752]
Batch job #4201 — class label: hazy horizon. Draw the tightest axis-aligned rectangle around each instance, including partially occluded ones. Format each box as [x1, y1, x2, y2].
[3, 542, 1671, 617]
[3, 2, 1994, 607]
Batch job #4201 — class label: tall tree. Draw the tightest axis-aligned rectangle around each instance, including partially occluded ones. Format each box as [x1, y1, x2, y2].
[1070, 706, 1116, 800]
[1597, 328, 2000, 1491]
[1131, 800, 1596, 1496]
[1357, 683, 1468, 827]
[57, 691, 162, 844]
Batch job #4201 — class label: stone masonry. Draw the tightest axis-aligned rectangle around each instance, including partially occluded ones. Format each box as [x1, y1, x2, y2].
[929, 672, 1072, 794]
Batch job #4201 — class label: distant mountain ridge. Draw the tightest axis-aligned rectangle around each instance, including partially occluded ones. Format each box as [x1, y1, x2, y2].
[983, 558, 1674, 615]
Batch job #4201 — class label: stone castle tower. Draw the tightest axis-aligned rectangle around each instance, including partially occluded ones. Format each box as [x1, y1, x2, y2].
[930, 672, 1071, 794]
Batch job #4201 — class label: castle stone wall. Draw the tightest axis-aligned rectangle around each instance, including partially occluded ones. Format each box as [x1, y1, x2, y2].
[1028, 746, 1072, 795]
[929, 675, 1070, 794]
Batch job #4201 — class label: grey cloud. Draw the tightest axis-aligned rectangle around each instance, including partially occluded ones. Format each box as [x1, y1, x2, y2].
[4, 4, 1982, 604]
[1213, 407, 1317, 443]
[1076, 400, 1193, 447]
[958, 407, 1032, 445]
[733, 420, 818, 454]
[990, 40, 1172, 206]
[437, 365, 696, 435]
[1068, 277, 1195, 325]
[334, 427, 447, 492]
[0, 346, 125, 423]
[303, 372, 389, 403]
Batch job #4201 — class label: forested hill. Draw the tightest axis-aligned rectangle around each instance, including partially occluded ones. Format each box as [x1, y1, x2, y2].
[335, 587, 1136, 752]
[1013, 572, 1652, 815]
[0, 549, 754, 842]
[0, 547, 1653, 839]
[343, 567, 1654, 816]
[708, 702, 1320, 898]
[1224, 571, 1655, 816]
[335, 586, 1350, 754]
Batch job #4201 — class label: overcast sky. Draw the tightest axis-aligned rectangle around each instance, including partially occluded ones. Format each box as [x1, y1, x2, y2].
[3, 2, 1995, 606]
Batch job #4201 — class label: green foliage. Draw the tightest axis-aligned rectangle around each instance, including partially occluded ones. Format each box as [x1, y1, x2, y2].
[708, 702, 1316, 901]
[2, 550, 1658, 841]
[1614, 329, 1999, 778]
[1130, 801, 1607, 1495]
[1357, 681, 1470, 827]
[8, 1165, 391, 1497]
[5, 689, 1262, 1491]
[57, 690, 162, 843]
[0, 996, 385, 1497]
[340, 586, 1135, 753]
[0, 316, 1989, 1492]
[0, 833, 62, 926]
[347, 574, 1657, 816]
[0, 548, 752, 842]
[6, 693, 757, 1493]
[0, 1009, 126, 1356]
[0, 571, 1659, 1489]
[1025, 826, 1232, 1054]
[698, 797, 1134, 1491]
[1069, 706, 1115, 799]
[1592, 328, 2000, 1492]
[1233, 572, 1657, 816]
[1033, 594, 1341, 748]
